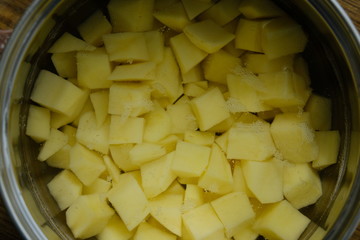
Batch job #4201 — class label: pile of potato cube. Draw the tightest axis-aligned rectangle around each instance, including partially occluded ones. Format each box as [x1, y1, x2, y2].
[25, 0, 340, 239]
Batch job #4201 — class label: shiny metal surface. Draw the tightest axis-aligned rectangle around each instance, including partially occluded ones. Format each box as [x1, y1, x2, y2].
[0, 0, 359, 239]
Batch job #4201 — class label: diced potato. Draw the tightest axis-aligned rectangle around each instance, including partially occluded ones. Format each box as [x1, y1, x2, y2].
[129, 142, 166, 166]
[208, 115, 235, 133]
[108, 62, 157, 82]
[183, 184, 204, 212]
[66, 194, 114, 239]
[243, 53, 294, 74]
[171, 141, 211, 178]
[238, 0, 284, 19]
[51, 52, 77, 78]
[232, 162, 254, 197]
[157, 134, 181, 153]
[38, 128, 68, 161]
[103, 32, 149, 62]
[107, 0, 155, 32]
[46, 144, 71, 169]
[133, 222, 177, 240]
[182, 203, 225, 240]
[241, 159, 283, 204]
[184, 130, 215, 146]
[215, 131, 229, 153]
[233, 225, 258, 240]
[107, 173, 150, 231]
[90, 90, 109, 127]
[184, 19, 235, 53]
[61, 125, 77, 146]
[153, 47, 184, 102]
[110, 144, 138, 172]
[103, 155, 121, 185]
[109, 116, 144, 144]
[144, 30, 165, 63]
[149, 190, 183, 236]
[270, 112, 319, 163]
[313, 131, 340, 170]
[184, 82, 206, 97]
[283, 162, 322, 209]
[78, 10, 112, 46]
[178, 177, 198, 185]
[167, 98, 198, 134]
[199, 0, 241, 26]
[305, 94, 332, 130]
[83, 178, 111, 195]
[181, 0, 213, 20]
[182, 65, 203, 84]
[308, 226, 327, 240]
[153, 2, 191, 32]
[141, 152, 177, 198]
[294, 56, 311, 85]
[227, 121, 276, 161]
[211, 192, 255, 238]
[202, 50, 242, 84]
[48, 32, 95, 53]
[198, 144, 233, 194]
[191, 87, 230, 131]
[108, 83, 153, 117]
[170, 33, 208, 74]
[97, 214, 135, 240]
[235, 19, 265, 52]
[47, 169, 82, 210]
[143, 106, 172, 142]
[69, 143, 106, 186]
[77, 48, 112, 89]
[30, 70, 86, 116]
[76, 111, 109, 154]
[261, 17, 308, 59]
[253, 200, 310, 240]
[26, 105, 50, 143]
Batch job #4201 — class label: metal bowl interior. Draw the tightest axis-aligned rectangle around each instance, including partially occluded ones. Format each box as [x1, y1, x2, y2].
[0, 0, 360, 239]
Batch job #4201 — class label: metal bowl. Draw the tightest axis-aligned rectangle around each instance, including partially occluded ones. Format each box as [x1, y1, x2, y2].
[0, 0, 359, 239]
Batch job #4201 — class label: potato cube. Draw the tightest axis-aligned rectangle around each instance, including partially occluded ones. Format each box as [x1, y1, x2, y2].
[208, 115, 235, 133]
[202, 50, 242, 84]
[51, 52, 77, 78]
[107, 0, 155, 32]
[46, 144, 71, 169]
[182, 65, 203, 84]
[227, 121, 276, 161]
[90, 90, 109, 127]
[170, 33, 208, 74]
[149, 190, 183, 236]
[134, 222, 176, 240]
[103, 155, 121, 185]
[30, 70, 86, 116]
[235, 19, 265, 52]
[253, 200, 310, 240]
[83, 178, 111, 195]
[243, 53, 294, 74]
[183, 184, 204, 212]
[191, 87, 230, 131]
[76, 111, 109, 154]
[171, 141, 211, 178]
[241, 159, 283, 204]
[103, 32, 149, 62]
[153, 2, 191, 32]
[158, 135, 181, 153]
[182, 203, 225, 240]
[47, 169, 82, 210]
[215, 131, 229, 153]
[48, 32, 95, 53]
[108, 173, 150, 231]
[211, 192, 255, 238]
[305, 94, 332, 130]
[78, 10, 112, 46]
[38, 128, 68, 161]
[141, 152, 177, 198]
[97, 214, 134, 240]
[108, 62, 157, 82]
[184, 19, 235, 53]
[108, 83, 153, 117]
[110, 144, 138, 172]
[198, 144, 233, 194]
[69, 143, 106, 186]
[109, 116, 144, 144]
[313, 131, 340, 170]
[270, 112, 319, 163]
[283, 162, 322, 209]
[262, 17, 308, 59]
[181, 0, 213, 20]
[129, 143, 167, 166]
[66, 194, 114, 239]
[144, 30, 165, 63]
[233, 226, 258, 240]
[199, 0, 241, 26]
[143, 106, 172, 143]
[77, 48, 112, 89]
[167, 98, 198, 134]
[61, 125, 77, 146]
[238, 0, 284, 19]
[184, 82, 206, 97]
[184, 130, 215, 146]
[232, 162, 254, 197]
[26, 105, 50, 143]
